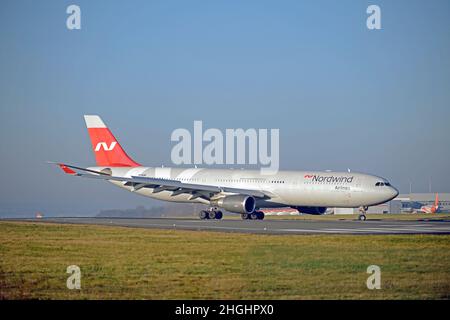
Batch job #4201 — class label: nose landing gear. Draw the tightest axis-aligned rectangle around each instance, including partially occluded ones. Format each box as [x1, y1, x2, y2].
[199, 208, 223, 220]
[358, 206, 368, 221]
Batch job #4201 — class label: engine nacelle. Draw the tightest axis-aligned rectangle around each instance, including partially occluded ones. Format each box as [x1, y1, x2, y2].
[213, 195, 256, 214]
[294, 206, 327, 215]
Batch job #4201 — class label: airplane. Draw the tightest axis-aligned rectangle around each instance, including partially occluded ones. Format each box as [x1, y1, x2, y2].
[419, 193, 441, 213]
[52, 115, 399, 221]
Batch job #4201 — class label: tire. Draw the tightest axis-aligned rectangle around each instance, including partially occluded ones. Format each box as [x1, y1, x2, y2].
[241, 213, 249, 220]
[256, 211, 265, 220]
[250, 213, 259, 220]
[199, 210, 209, 220]
[358, 214, 367, 221]
[208, 210, 216, 219]
[215, 211, 223, 220]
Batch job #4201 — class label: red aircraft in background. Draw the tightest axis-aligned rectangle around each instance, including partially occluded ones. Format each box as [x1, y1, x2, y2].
[420, 193, 441, 213]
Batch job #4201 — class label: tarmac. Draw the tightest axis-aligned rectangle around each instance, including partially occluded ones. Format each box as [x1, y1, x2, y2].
[16, 216, 450, 235]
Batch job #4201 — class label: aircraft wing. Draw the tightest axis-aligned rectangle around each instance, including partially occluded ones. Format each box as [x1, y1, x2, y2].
[51, 162, 270, 200]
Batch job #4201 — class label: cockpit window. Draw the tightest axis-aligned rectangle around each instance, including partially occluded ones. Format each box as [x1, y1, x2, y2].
[385, 182, 391, 186]
[375, 181, 390, 187]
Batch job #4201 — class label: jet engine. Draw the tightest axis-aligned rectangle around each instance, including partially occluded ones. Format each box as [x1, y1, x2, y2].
[294, 206, 327, 215]
[213, 195, 256, 214]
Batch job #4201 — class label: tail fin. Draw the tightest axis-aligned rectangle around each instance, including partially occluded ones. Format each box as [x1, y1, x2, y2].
[84, 115, 140, 167]
[435, 193, 439, 207]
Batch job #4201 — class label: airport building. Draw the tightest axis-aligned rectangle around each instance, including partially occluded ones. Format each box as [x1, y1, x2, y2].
[333, 193, 450, 214]
[261, 193, 450, 215]
[395, 193, 450, 213]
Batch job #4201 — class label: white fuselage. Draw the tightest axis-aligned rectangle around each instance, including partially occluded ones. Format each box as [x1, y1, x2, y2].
[89, 166, 399, 209]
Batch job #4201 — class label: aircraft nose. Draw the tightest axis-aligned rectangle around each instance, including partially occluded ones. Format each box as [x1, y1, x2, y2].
[389, 186, 399, 200]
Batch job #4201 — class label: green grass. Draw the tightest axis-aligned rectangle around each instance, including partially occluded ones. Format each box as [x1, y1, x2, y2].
[1, 221, 449, 299]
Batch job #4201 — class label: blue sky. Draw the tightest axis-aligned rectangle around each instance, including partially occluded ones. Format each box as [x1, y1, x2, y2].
[0, 0, 449, 215]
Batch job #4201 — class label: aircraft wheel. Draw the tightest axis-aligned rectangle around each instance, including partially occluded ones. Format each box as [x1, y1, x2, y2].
[250, 213, 259, 220]
[199, 210, 209, 220]
[241, 213, 249, 220]
[256, 211, 265, 220]
[358, 214, 367, 221]
[215, 211, 223, 220]
[208, 210, 217, 219]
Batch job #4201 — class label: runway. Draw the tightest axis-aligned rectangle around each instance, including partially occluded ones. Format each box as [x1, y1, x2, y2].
[19, 217, 450, 235]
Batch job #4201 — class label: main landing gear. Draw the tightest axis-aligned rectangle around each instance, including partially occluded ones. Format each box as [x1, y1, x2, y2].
[241, 211, 265, 220]
[199, 208, 223, 220]
[358, 206, 368, 221]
